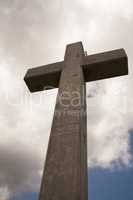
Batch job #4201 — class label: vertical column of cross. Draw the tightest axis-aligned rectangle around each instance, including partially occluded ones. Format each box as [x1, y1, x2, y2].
[39, 42, 88, 200]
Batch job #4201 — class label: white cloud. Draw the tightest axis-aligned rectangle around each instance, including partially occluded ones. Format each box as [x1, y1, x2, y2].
[0, 187, 10, 200]
[76, 0, 133, 19]
[87, 101, 131, 168]
[87, 76, 132, 169]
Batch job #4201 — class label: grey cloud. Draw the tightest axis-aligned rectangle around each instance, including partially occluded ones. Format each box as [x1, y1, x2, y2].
[0, 141, 41, 196]
[0, 0, 65, 67]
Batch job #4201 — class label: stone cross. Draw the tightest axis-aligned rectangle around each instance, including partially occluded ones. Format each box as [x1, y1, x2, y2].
[24, 42, 128, 200]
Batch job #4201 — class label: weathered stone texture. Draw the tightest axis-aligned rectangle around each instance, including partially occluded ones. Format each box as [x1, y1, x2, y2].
[24, 42, 128, 200]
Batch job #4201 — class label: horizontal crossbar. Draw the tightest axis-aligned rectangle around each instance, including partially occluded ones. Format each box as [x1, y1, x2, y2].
[24, 61, 64, 92]
[82, 49, 128, 82]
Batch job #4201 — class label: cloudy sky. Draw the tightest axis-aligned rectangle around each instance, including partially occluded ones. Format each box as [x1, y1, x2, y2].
[0, 0, 133, 200]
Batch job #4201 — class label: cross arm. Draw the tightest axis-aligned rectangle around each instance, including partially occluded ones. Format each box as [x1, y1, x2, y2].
[24, 61, 64, 92]
[82, 49, 128, 82]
